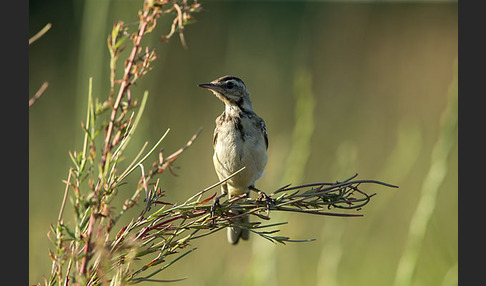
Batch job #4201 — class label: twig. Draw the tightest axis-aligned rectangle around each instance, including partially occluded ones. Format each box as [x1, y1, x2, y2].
[102, 9, 151, 171]
[80, 212, 96, 276]
[58, 169, 73, 223]
[153, 127, 203, 176]
[173, 3, 188, 49]
[29, 23, 52, 45]
[186, 166, 246, 203]
[29, 81, 49, 107]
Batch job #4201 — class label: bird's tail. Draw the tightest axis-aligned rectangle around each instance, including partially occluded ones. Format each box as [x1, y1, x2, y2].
[227, 209, 250, 245]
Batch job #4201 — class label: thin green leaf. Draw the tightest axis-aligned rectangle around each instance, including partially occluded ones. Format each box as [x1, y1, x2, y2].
[117, 128, 170, 184]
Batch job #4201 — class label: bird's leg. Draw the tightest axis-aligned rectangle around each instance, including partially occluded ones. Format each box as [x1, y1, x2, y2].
[211, 183, 228, 218]
[249, 185, 275, 214]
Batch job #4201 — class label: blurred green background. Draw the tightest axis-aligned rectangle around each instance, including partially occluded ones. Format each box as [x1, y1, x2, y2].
[29, 1, 457, 285]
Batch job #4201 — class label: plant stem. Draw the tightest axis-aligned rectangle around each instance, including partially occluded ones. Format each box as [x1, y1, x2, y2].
[102, 9, 150, 174]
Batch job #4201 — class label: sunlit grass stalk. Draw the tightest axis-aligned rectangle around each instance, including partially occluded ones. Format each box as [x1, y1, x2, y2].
[393, 61, 457, 286]
[248, 67, 316, 286]
[29, 22, 52, 45]
[29, 23, 51, 107]
[282, 68, 315, 185]
[116, 128, 170, 185]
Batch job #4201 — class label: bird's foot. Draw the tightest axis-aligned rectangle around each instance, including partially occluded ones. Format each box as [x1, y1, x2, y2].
[210, 192, 227, 218]
[249, 186, 275, 214]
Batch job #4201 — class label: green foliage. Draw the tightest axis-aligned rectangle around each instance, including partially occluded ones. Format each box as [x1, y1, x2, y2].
[36, 1, 399, 285]
[44, 1, 204, 285]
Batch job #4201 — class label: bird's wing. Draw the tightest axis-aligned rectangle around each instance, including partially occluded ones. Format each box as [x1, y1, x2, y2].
[213, 125, 219, 148]
[259, 117, 268, 150]
[213, 112, 225, 148]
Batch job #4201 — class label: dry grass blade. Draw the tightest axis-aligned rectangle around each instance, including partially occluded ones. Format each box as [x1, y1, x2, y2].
[29, 81, 49, 107]
[29, 23, 52, 45]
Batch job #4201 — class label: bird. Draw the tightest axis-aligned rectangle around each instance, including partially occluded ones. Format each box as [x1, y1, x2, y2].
[199, 75, 268, 244]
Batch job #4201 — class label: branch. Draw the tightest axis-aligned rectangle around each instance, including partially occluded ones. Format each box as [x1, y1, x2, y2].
[101, 10, 150, 172]
[29, 23, 52, 45]
[29, 81, 48, 107]
[114, 173, 397, 282]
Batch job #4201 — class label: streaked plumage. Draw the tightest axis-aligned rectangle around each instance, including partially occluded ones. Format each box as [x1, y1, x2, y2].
[199, 75, 268, 244]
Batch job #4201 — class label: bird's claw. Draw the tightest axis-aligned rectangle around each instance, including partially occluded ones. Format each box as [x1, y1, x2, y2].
[210, 190, 228, 219]
[256, 191, 274, 203]
[210, 197, 221, 218]
[256, 190, 275, 215]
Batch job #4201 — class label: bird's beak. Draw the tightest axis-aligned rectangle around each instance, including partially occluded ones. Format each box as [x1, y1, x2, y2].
[198, 83, 217, 90]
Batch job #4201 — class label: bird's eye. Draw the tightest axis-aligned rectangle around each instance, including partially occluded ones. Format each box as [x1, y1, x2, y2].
[226, 81, 234, 89]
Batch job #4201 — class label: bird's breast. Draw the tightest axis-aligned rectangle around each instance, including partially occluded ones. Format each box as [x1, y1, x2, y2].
[213, 117, 267, 194]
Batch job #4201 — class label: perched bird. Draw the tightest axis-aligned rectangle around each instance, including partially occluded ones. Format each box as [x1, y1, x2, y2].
[199, 75, 268, 244]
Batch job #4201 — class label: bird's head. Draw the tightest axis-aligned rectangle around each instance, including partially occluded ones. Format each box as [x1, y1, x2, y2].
[199, 75, 251, 108]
